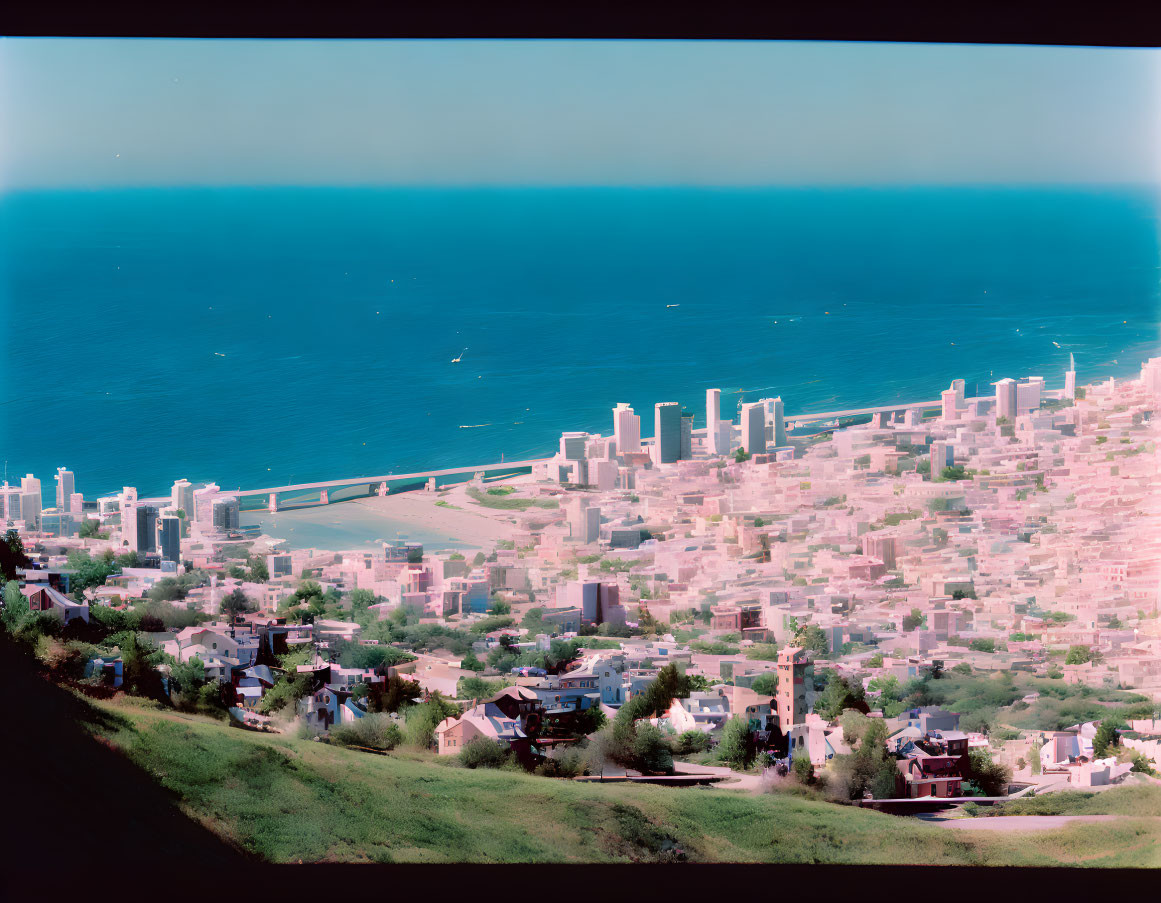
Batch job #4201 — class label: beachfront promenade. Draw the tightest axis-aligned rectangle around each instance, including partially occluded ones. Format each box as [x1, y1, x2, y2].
[138, 391, 1013, 512]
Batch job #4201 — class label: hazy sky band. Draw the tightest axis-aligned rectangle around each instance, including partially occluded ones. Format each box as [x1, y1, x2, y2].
[1, 39, 1159, 189]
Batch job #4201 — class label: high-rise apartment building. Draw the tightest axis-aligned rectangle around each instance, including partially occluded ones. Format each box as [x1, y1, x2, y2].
[136, 505, 159, 555]
[740, 402, 766, 456]
[55, 468, 75, 510]
[994, 378, 1018, 422]
[612, 403, 641, 456]
[653, 402, 681, 464]
[159, 516, 181, 563]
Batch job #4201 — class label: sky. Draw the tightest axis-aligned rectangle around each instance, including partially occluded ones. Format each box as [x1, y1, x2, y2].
[0, 39, 1159, 189]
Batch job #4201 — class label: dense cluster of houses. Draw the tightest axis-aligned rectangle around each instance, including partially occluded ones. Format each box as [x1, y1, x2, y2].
[7, 361, 1161, 794]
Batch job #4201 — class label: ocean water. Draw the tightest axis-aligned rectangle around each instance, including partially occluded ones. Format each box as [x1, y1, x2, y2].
[2, 186, 1159, 502]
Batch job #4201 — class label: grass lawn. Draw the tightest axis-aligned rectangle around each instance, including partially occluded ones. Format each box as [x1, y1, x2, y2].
[465, 487, 558, 511]
[990, 786, 1161, 818]
[83, 696, 1161, 865]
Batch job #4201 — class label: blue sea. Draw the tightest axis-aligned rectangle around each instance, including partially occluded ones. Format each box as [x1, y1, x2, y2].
[2, 186, 1159, 502]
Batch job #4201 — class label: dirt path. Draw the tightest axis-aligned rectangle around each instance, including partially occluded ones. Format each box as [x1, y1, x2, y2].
[672, 761, 766, 792]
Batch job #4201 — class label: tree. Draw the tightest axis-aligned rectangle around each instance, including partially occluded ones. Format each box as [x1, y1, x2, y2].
[814, 672, 868, 721]
[968, 638, 995, 654]
[632, 722, 675, 774]
[78, 518, 103, 539]
[793, 624, 830, 655]
[839, 709, 872, 746]
[491, 597, 512, 615]
[749, 672, 778, 696]
[965, 748, 1011, 796]
[404, 692, 461, 749]
[1, 580, 28, 632]
[718, 715, 756, 769]
[958, 710, 992, 735]
[148, 578, 188, 603]
[1016, 757, 1027, 771]
[460, 650, 486, 672]
[866, 653, 884, 669]
[0, 530, 31, 582]
[1065, 645, 1094, 665]
[1093, 718, 1126, 758]
[247, 554, 270, 583]
[734, 447, 751, 463]
[220, 588, 254, 619]
[1029, 742, 1042, 775]
[901, 609, 925, 632]
[368, 675, 423, 713]
[472, 552, 486, 567]
[828, 717, 895, 800]
[118, 630, 164, 700]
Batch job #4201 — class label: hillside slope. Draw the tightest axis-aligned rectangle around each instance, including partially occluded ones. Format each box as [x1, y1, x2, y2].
[84, 697, 1161, 866]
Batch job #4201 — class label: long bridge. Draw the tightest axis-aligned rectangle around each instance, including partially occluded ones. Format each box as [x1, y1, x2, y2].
[140, 459, 549, 512]
[141, 389, 1030, 512]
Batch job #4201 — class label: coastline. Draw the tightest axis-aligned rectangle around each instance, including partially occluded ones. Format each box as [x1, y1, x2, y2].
[241, 478, 526, 552]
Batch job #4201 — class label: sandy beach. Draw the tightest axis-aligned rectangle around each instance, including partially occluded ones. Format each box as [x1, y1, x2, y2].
[351, 486, 521, 548]
[240, 477, 536, 552]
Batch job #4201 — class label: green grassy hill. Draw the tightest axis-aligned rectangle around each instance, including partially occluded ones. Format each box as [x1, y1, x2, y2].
[85, 697, 1161, 866]
[990, 785, 1161, 818]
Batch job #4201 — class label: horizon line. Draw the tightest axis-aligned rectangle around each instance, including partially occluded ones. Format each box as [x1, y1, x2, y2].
[3, 180, 1160, 195]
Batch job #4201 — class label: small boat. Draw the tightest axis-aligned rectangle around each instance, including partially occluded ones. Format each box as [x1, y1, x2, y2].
[666, 304, 680, 308]
[451, 348, 468, 363]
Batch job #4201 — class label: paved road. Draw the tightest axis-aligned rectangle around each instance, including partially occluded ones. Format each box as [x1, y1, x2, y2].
[936, 815, 1140, 832]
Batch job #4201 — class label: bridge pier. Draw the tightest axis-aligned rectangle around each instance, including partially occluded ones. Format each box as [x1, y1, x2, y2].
[319, 489, 328, 505]
[267, 493, 278, 513]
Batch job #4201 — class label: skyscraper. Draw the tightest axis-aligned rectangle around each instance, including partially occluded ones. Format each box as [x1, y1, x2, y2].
[569, 497, 600, 544]
[653, 402, 681, 464]
[171, 478, 195, 518]
[20, 474, 42, 531]
[120, 486, 138, 550]
[941, 388, 959, 421]
[740, 402, 766, 456]
[771, 396, 788, 448]
[1018, 376, 1044, 414]
[193, 483, 221, 530]
[55, 467, 75, 510]
[212, 496, 241, 533]
[706, 388, 723, 454]
[930, 440, 954, 477]
[0, 483, 21, 525]
[159, 516, 181, 563]
[612, 403, 641, 456]
[680, 411, 694, 460]
[136, 505, 159, 555]
[995, 378, 1018, 421]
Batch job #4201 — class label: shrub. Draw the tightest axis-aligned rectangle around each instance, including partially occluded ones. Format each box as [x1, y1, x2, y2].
[793, 754, 816, 785]
[673, 730, 712, 755]
[329, 714, 403, 752]
[459, 736, 515, 769]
